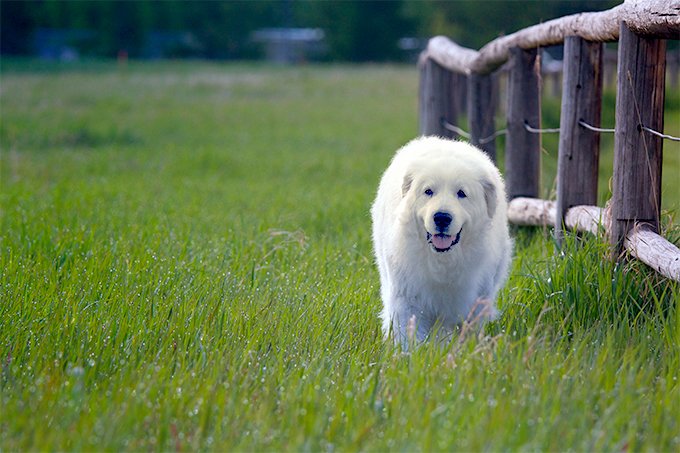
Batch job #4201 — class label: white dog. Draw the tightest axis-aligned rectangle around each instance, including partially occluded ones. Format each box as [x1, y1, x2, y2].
[371, 136, 512, 346]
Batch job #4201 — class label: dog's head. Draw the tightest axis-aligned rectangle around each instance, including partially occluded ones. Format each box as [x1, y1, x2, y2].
[401, 156, 498, 254]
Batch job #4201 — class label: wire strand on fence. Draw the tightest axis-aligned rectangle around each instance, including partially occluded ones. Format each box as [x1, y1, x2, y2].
[479, 129, 508, 145]
[578, 120, 615, 133]
[441, 118, 471, 139]
[444, 119, 678, 144]
[641, 125, 680, 142]
[523, 121, 560, 134]
[441, 118, 508, 145]
[578, 119, 680, 142]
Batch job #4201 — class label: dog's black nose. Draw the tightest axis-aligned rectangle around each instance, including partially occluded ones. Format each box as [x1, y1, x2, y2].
[433, 212, 453, 232]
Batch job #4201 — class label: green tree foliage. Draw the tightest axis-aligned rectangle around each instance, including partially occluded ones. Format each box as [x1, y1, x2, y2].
[403, 0, 619, 50]
[295, 0, 414, 61]
[1, 0, 33, 54]
[1, 0, 620, 60]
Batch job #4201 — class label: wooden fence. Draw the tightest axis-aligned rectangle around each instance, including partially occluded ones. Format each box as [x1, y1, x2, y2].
[418, 0, 680, 281]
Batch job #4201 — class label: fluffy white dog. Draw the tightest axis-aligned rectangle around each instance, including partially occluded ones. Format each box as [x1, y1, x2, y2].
[371, 136, 512, 346]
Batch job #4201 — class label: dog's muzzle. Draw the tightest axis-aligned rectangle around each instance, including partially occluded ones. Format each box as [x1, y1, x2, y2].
[427, 228, 462, 252]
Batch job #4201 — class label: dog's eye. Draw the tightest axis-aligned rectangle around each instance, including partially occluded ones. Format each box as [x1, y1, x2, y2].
[457, 190, 467, 199]
[424, 188, 434, 197]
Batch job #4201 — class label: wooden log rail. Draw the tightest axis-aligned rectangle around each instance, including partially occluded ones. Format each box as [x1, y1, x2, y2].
[422, 0, 679, 76]
[418, 0, 680, 282]
[507, 198, 680, 282]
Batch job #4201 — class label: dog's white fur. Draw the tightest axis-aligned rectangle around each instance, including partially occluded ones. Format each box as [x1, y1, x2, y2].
[371, 136, 512, 346]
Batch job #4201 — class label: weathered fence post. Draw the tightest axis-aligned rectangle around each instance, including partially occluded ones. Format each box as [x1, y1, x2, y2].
[468, 73, 498, 161]
[505, 47, 541, 199]
[555, 36, 603, 242]
[610, 22, 666, 257]
[419, 58, 458, 138]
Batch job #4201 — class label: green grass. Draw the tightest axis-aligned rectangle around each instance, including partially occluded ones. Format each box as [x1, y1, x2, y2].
[1, 60, 678, 451]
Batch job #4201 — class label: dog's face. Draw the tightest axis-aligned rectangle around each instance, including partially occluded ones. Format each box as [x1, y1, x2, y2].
[401, 158, 497, 253]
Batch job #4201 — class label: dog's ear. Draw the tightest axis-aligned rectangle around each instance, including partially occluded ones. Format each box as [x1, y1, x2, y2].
[481, 179, 497, 218]
[402, 173, 413, 197]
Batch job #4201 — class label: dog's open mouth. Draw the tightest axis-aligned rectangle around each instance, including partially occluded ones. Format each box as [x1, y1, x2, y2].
[427, 228, 462, 253]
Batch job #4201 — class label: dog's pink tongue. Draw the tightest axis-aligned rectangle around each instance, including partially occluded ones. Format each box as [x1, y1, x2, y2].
[432, 234, 454, 249]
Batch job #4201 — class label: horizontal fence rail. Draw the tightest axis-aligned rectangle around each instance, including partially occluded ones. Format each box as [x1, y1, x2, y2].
[418, 0, 680, 282]
[422, 0, 679, 75]
[507, 198, 680, 282]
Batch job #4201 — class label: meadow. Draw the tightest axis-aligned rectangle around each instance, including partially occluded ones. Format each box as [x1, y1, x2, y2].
[1, 60, 678, 451]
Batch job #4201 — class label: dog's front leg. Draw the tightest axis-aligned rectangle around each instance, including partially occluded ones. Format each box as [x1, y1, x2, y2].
[391, 305, 434, 349]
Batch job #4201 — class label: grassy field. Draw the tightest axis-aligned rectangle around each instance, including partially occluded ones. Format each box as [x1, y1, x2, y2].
[1, 60, 678, 451]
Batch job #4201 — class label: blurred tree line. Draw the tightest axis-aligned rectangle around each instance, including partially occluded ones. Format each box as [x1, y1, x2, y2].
[1, 0, 618, 61]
